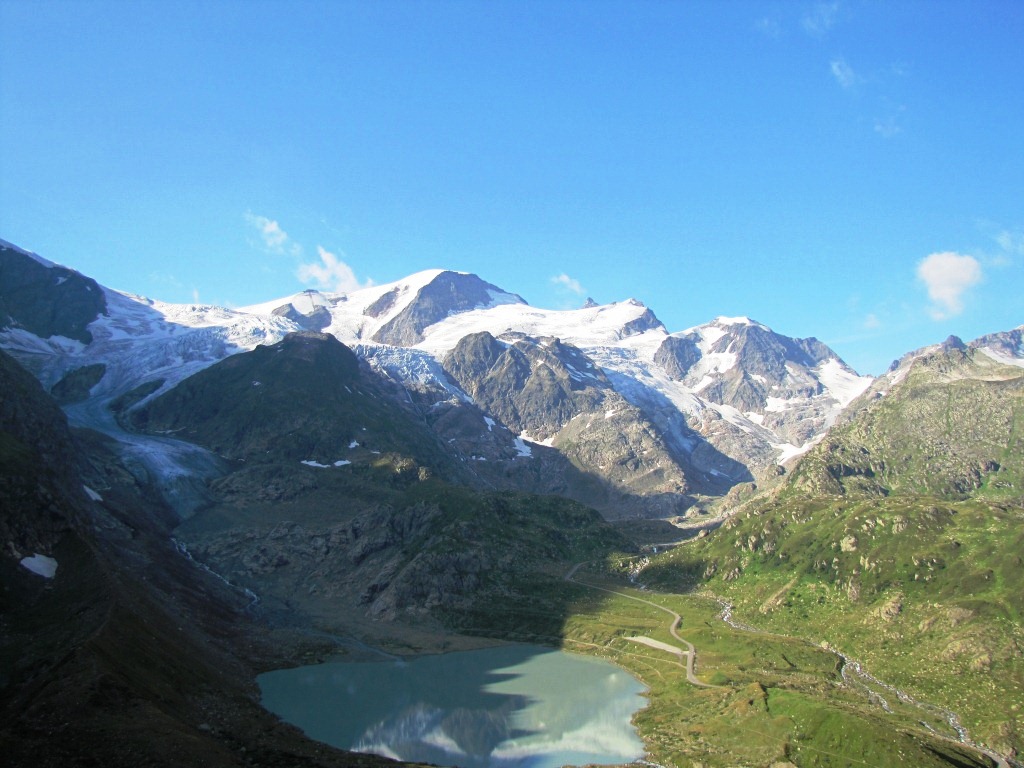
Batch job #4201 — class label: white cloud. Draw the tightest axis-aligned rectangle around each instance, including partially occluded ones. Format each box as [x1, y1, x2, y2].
[245, 212, 302, 256]
[830, 58, 858, 89]
[802, 1, 841, 36]
[552, 273, 586, 296]
[916, 251, 982, 320]
[297, 246, 373, 293]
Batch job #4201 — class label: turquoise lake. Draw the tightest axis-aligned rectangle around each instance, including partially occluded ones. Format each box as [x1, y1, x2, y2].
[258, 644, 648, 768]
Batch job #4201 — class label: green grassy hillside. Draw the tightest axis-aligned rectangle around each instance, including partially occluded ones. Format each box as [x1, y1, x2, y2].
[641, 342, 1024, 758]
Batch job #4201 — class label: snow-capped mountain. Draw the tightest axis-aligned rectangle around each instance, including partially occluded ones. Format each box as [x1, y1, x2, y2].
[2, 239, 872, 516]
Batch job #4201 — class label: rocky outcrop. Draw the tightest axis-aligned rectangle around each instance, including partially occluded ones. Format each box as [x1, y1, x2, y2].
[50, 362, 106, 404]
[0, 242, 107, 344]
[443, 331, 611, 440]
[373, 271, 525, 346]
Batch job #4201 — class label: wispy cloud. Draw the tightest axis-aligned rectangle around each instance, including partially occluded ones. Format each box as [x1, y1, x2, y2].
[873, 114, 903, 138]
[995, 227, 1024, 258]
[297, 246, 373, 294]
[244, 212, 302, 256]
[802, 1, 841, 36]
[551, 273, 586, 296]
[829, 58, 858, 89]
[916, 251, 982, 320]
[863, 313, 882, 330]
[754, 16, 783, 38]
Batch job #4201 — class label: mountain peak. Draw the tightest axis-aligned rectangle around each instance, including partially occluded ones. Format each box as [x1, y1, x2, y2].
[372, 271, 526, 346]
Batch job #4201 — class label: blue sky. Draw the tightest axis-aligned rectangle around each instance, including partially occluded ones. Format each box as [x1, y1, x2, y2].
[1, 0, 1021, 374]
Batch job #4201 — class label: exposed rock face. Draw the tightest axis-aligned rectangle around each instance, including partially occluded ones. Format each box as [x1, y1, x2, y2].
[652, 318, 867, 454]
[443, 331, 694, 516]
[969, 325, 1024, 359]
[654, 333, 702, 379]
[373, 271, 526, 346]
[657, 320, 833, 414]
[444, 331, 612, 440]
[50, 362, 107, 404]
[0, 242, 107, 344]
[270, 300, 332, 331]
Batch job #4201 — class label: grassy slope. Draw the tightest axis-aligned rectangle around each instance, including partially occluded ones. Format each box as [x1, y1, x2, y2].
[631, 348, 1024, 759]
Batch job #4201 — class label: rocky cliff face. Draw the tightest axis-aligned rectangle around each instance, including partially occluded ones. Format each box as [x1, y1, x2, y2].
[0, 241, 107, 344]
[372, 271, 525, 346]
[444, 331, 612, 440]
[442, 330, 696, 516]
[654, 318, 863, 450]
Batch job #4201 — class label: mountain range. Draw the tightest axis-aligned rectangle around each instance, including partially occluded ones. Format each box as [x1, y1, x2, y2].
[2, 236, 1022, 767]
[0, 238, 878, 519]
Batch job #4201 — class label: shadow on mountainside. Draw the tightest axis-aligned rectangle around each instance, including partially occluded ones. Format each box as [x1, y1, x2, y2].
[0, 348, 403, 768]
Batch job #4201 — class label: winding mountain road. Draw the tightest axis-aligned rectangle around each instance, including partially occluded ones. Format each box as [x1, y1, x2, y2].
[565, 564, 1011, 767]
[564, 562, 719, 688]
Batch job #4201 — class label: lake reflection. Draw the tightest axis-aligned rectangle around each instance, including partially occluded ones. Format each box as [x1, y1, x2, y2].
[258, 644, 647, 768]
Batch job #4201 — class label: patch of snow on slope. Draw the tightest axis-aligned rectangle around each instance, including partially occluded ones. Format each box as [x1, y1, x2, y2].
[978, 347, 1024, 368]
[20, 553, 58, 578]
[415, 299, 659, 354]
[815, 358, 873, 406]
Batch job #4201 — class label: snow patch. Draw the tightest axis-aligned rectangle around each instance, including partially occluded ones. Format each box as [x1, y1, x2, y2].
[20, 553, 58, 579]
[978, 347, 1024, 368]
[483, 416, 496, 431]
[83, 485, 103, 502]
[513, 436, 534, 457]
[815, 358, 873, 407]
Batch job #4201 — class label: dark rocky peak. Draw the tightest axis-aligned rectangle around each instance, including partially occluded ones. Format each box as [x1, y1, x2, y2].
[443, 330, 610, 437]
[620, 303, 666, 337]
[654, 333, 702, 380]
[364, 286, 402, 318]
[941, 334, 967, 352]
[969, 325, 1024, 359]
[270, 296, 332, 331]
[515, 335, 611, 389]
[713, 323, 834, 382]
[0, 240, 107, 344]
[582, 297, 599, 308]
[372, 271, 526, 346]
[442, 331, 515, 387]
[256, 330, 360, 378]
